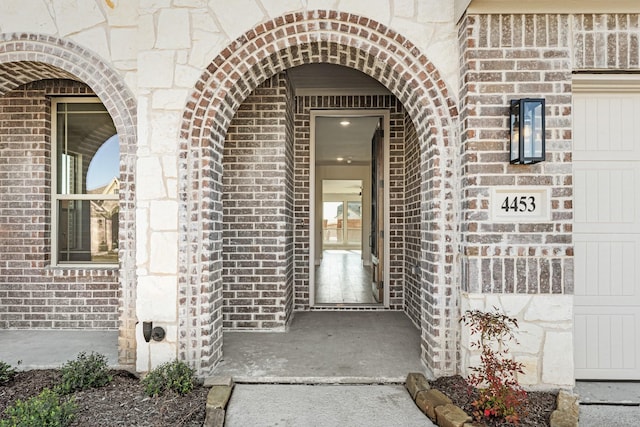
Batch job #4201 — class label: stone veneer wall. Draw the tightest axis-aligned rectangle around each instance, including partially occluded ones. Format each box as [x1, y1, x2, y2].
[292, 94, 406, 311]
[0, 5, 461, 374]
[0, 80, 119, 329]
[222, 73, 294, 330]
[403, 112, 421, 327]
[461, 293, 574, 387]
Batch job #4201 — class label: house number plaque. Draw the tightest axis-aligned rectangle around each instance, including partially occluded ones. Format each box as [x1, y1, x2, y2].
[490, 187, 550, 222]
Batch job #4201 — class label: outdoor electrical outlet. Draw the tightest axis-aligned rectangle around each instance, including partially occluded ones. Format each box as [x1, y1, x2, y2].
[151, 326, 166, 342]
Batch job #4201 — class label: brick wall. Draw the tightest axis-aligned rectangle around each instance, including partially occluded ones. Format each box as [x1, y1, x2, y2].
[403, 112, 420, 327]
[222, 73, 294, 330]
[0, 80, 120, 329]
[573, 14, 640, 70]
[293, 94, 407, 311]
[388, 107, 406, 309]
[284, 73, 296, 326]
[458, 14, 574, 295]
[225, 87, 413, 318]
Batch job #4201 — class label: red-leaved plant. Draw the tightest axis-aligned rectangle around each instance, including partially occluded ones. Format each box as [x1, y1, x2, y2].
[461, 308, 527, 425]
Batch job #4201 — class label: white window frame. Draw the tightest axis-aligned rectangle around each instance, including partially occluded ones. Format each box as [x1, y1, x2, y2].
[51, 97, 119, 267]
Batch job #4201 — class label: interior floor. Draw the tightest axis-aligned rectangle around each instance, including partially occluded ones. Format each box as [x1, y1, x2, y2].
[213, 311, 423, 382]
[314, 249, 376, 304]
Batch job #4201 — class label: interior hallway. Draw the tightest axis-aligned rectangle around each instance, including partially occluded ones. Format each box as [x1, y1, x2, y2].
[314, 250, 376, 304]
[212, 311, 423, 383]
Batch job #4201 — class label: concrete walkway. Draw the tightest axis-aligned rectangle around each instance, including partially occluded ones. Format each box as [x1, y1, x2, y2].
[225, 384, 434, 427]
[0, 330, 119, 368]
[576, 381, 640, 426]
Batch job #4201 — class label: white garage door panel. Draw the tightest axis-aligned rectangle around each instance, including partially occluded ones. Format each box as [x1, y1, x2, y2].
[574, 235, 639, 303]
[574, 86, 640, 380]
[574, 309, 640, 379]
[573, 94, 640, 161]
[574, 163, 640, 233]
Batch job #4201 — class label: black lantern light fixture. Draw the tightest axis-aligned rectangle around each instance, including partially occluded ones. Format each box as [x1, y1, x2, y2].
[510, 98, 545, 164]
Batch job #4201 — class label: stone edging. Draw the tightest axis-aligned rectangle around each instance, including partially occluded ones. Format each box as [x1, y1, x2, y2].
[405, 373, 579, 427]
[201, 373, 580, 426]
[203, 377, 234, 427]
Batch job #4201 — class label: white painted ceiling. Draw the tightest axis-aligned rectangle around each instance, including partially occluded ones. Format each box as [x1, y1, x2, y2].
[287, 64, 387, 167]
[315, 115, 380, 166]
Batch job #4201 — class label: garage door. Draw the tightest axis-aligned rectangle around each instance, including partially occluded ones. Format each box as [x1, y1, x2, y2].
[573, 80, 640, 380]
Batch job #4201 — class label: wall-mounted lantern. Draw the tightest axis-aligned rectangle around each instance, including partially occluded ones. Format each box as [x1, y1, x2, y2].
[510, 98, 545, 164]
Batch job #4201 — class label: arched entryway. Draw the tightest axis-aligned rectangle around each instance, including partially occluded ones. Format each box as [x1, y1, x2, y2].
[0, 34, 137, 366]
[179, 10, 458, 377]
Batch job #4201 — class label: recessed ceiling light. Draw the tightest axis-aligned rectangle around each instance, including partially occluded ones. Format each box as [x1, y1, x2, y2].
[340, 120, 351, 126]
[336, 157, 344, 162]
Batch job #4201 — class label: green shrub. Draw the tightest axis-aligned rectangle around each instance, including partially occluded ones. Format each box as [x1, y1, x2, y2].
[0, 388, 76, 427]
[142, 360, 195, 397]
[57, 352, 112, 394]
[0, 361, 17, 385]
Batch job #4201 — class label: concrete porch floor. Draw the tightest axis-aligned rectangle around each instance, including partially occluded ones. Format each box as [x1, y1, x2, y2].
[0, 330, 119, 369]
[210, 311, 426, 383]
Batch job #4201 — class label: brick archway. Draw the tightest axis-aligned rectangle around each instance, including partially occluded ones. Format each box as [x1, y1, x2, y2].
[179, 10, 459, 376]
[0, 33, 137, 365]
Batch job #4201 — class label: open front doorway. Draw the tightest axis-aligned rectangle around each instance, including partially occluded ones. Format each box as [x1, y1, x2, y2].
[316, 181, 372, 303]
[310, 110, 390, 307]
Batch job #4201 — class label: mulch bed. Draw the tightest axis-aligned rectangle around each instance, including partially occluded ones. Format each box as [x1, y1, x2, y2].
[0, 370, 208, 427]
[431, 375, 557, 427]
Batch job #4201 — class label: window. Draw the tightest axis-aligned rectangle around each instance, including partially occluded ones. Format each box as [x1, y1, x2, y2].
[52, 98, 119, 265]
[322, 201, 362, 248]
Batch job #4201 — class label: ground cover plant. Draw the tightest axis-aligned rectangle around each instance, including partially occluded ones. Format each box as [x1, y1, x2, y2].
[58, 352, 112, 394]
[142, 359, 196, 397]
[0, 361, 17, 386]
[0, 388, 76, 427]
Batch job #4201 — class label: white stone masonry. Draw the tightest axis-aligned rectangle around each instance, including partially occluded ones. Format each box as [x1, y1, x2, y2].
[460, 293, 574, 389]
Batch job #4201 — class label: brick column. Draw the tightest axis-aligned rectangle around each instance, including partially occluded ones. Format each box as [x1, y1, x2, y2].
[458, 14, 574, 387]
